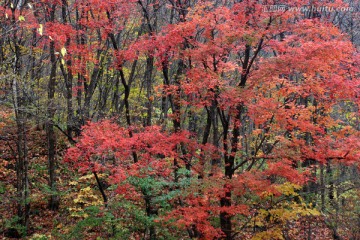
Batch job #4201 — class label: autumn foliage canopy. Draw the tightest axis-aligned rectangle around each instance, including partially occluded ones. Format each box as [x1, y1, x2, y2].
[1, 0, 359, 239]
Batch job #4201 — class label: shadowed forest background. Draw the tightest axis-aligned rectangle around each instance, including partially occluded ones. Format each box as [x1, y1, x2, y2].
[0, 0, 360, 239]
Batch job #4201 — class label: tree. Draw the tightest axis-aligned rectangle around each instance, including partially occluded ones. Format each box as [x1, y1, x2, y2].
[65, 0, 360, 239]
[1, 0, 359, 239]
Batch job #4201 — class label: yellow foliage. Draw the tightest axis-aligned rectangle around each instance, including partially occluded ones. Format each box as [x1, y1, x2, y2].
[275, 182, 301, 196]
[68, 181, 78, 186]
[73, 187, 102, 205]
[61, 47, 67, 56]
[69, 186, 103, 218]
[252, 228, 284, 240]
[38, 24, 43, 36]
[29, 234, 50, 240]
[79, 174, 94, 181]
[251, 182, 320, 238]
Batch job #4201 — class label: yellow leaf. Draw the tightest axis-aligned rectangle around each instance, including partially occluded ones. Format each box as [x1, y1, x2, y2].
[79, 174, 93, 181]
[38, 24, 43, 36]
[69, 181, 78, 186]
[252, 228, 284, 240]
[82, 187, 92, 192]
[307, 208, 320, 216]
[61, 47, 66, 56]
[18, 16, 25, 22]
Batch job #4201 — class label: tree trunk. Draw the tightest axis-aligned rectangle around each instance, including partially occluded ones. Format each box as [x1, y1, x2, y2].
[220, 185, 232, 240]
[11, 5, 30, 234]
[145, 56, 154, 127]
[320, 164, 325, 212]
[47, 28, 59, 210]
[62, 0, 74, 141]
[13, 77, 30, 235]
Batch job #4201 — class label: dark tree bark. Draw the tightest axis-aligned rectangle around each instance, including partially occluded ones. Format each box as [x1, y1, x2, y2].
[8, 2, 30, 235]
[61, 0, 74, 141]
[144, 56, 154, 127]
[46, 4, 60, 211]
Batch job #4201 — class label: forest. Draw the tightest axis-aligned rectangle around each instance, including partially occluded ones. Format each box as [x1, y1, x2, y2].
[0, 0, 359, 239]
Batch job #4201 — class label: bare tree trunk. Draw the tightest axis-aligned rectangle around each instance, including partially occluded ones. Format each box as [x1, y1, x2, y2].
[145, 56, 154, 127]
[211, 101, 220, 168]
[13, 77, 30, 235]
[61, 0, 74, 141]
[47, 38, 60, 210]
[10, 3, 30, 235]
[47, 4, 59, 210]
[320, 164, 325, 212]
